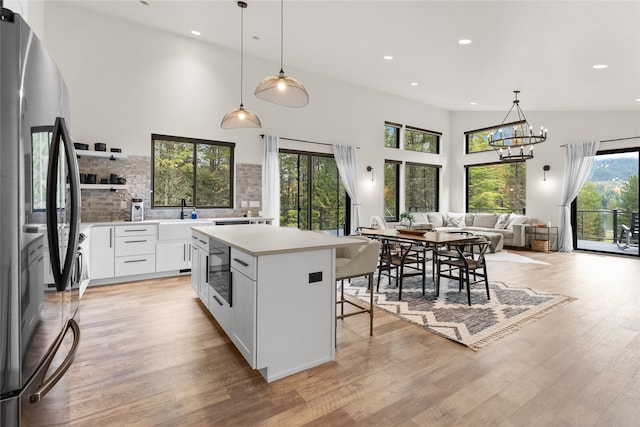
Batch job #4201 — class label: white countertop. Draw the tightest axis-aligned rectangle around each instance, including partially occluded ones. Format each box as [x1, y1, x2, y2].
[192, 224, 364, 257]
[82, 217, 273, 227]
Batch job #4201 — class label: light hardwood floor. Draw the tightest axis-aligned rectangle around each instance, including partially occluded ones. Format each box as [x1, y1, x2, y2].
[30, 250, 640, 426]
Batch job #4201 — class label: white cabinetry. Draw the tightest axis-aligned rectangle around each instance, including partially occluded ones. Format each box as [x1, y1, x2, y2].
[90, 225, 114, 279]
[156, 221, 202, 272]
[114, 224, 156, 276]
[230, 248, 257, 366]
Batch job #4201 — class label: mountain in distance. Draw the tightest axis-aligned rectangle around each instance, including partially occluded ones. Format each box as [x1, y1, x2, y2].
[589, 156, 638, 182]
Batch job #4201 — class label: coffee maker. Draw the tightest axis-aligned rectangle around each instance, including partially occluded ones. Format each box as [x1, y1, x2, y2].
[131, 198, 144, 222]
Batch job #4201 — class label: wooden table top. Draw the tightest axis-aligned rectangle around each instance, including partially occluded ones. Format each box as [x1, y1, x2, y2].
[359, 228, 478, 244]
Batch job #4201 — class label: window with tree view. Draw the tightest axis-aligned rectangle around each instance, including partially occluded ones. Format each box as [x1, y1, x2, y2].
[385, 122, 400, 148]
[405, 163, 439, 212]
[152, 134, 234, 208]
[467, 162, 526, 214]
[405, 126, 440, 154]
[466, 121, 526, 154]
[384, 160, 400, 221]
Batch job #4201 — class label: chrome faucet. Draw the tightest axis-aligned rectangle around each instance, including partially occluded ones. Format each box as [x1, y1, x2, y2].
[180, 198, 186, 220]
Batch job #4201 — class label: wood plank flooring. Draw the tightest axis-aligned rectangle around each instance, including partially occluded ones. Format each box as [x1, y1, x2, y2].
[29, 250, 640, 426]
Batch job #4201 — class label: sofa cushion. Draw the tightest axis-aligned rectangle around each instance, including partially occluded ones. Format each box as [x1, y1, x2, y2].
[495, 213, 511, 229]
[464, 213, 475, 226]
[447, 212, 466, 227]
[427, 212, 445, 227]
[473, 213, 498, 228]
[412, 212, 429, 224]
[506, 214, 529, 230]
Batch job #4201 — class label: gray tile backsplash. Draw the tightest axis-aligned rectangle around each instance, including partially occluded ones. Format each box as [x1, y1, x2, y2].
[78, 155, 262, 222]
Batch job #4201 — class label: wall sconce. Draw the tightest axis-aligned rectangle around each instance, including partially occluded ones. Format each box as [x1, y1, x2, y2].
[366, 166, 374, 181]
[543, 164, 550, 181]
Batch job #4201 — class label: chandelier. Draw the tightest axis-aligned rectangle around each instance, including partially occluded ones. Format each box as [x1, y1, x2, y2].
[488, 90, 547, 162]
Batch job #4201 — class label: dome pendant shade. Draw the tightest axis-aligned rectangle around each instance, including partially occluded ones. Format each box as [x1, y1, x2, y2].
[221, 1, 261, 129]
[255, 70, 309, 107]
[254, 0, 309, 108]
[221, 104, 262, 129]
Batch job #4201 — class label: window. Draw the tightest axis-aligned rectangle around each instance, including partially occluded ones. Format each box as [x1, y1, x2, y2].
[466, 161, 526, 214]
[404, 126, 440, 154]
[405, 163, 439, 212]
[152, 134, 234, 208]
[279, 150, 348, 235]
[465, 121, 526, 154]
[384, 160, 400, 221]
[384, 122, 401, 148]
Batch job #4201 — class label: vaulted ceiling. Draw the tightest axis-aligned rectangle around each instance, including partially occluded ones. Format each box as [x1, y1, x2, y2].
[64, 0, 640, 112]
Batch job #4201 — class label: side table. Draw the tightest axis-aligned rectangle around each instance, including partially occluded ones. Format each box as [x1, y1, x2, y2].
[526, 225, 558, 253]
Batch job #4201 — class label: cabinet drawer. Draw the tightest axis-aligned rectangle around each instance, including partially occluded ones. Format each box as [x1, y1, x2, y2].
[208, 285, 230, 334]
[192, 231, 209, 250]
[115, 255, 155, 276]
[230, 248, 256, 281]
[115, 224, 156, 237]
[115, 236, 156, 257]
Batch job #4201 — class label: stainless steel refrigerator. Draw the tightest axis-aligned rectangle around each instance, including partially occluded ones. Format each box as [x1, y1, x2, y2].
[1, 5, 82, 426]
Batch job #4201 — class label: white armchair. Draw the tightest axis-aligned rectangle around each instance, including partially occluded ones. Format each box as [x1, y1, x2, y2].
[336, 236, 380, 336]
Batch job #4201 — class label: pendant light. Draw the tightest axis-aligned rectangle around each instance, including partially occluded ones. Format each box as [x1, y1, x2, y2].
[254, 0, 309, 107]
[221, 1, 261, 129]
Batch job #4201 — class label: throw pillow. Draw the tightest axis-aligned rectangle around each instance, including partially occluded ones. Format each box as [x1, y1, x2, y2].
[473, 213, 499, 228]
[447, 212, 465, 227]
[495, 213, 511, 229]
[464, 213, 475, 226]
[427, 212, 445, 227]
[412, 212, 429, 224]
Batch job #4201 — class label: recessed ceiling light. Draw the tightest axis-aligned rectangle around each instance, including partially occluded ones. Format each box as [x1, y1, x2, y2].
[470, 102, 477, 105]
[592, 64, 608, 69]
[191, 30, 201, 36]
[635, 98, 640, 102]
[410, 82, 419, 86]
[383, 55, 393, 60]
[458, 39, 472, 45]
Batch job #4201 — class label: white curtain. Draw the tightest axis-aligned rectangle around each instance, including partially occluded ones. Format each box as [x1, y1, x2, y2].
[262, 135, 280, 227]
[558, 141, 600, 252]
[333, 144, 361, 233]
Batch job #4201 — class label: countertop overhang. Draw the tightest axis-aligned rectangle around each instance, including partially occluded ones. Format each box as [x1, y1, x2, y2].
[192, 224, 364, 257]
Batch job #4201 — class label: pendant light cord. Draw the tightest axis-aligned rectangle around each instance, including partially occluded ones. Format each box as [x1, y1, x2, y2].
[279, 0, 284, 73]
[240, 3, 245, 106]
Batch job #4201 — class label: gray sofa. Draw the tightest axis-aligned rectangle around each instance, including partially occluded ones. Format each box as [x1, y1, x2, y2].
[407, 212, 542, 252]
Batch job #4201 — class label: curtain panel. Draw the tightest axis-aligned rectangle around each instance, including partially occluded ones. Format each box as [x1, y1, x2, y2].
[558, 141, 600, 252]
[262, 135, 280, 227]
[333, 144, 361, 232]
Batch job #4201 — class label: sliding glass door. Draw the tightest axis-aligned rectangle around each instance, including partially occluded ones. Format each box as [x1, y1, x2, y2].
[279, 150, 349, 235]
[574, 148, 639, 256]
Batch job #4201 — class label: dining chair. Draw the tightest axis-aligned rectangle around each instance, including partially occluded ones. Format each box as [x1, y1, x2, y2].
[435, 238, 490, 306]
[376, 236, 427, 300]
[336, 236, 380, 336]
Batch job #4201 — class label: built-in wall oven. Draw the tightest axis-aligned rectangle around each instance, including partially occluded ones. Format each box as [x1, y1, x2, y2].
[208, 239, 231, 307]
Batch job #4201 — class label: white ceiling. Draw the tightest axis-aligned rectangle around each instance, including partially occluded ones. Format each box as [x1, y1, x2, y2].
[63, 0, 640, 112]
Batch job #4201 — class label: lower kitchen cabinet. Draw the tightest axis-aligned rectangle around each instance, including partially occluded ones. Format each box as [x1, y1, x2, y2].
[90, 226, 115, 280]
[230, 266, 256, 366]
[156, 240, 191, 272]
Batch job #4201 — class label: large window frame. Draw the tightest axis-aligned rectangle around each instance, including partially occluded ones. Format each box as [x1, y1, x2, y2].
[404, 126, 441, 154]
[384, 160, 401, 222]
[465, 120, 526, 154]
[151, 134, 235, 209]
[405, 162, 440, 212]
[465, 161, 527, 214]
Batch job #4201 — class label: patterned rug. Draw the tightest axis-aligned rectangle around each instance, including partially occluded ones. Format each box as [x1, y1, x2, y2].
[342, 275, 575, 350]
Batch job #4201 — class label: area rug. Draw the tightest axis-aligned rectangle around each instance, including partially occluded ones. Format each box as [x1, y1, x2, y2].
[342, 275, 575, 350]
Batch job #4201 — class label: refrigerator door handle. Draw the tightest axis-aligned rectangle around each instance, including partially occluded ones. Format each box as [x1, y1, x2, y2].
[46, 117, 81, 292]
[28, 318, 81, 403]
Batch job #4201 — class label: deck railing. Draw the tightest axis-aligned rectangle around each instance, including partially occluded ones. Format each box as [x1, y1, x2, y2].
[576, 209, 637, 243]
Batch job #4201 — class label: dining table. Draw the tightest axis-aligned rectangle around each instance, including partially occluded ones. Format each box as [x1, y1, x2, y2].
[359, 228, 480, 245]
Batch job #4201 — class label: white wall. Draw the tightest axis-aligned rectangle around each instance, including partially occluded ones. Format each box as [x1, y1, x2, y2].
[42, 1, 450, 225]
[451, 111, 640, 224]
[41, 2, 640, 228]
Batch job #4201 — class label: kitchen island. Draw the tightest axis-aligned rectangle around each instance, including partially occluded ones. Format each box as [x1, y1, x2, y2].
[191, 224, 363, 382]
